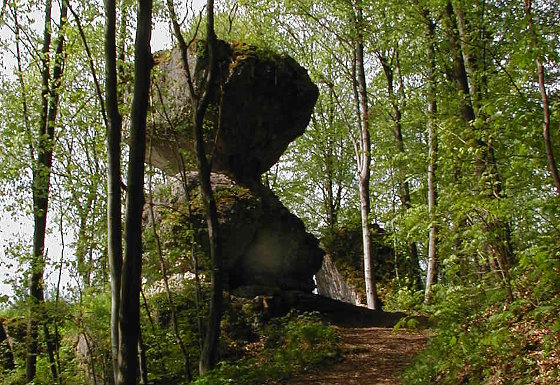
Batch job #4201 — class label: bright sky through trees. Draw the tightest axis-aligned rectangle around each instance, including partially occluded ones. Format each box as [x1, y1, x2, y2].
[0, 0, 206, 300]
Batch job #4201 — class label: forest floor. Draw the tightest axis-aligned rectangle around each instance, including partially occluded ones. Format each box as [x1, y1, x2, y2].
[271, 326, 427, 385]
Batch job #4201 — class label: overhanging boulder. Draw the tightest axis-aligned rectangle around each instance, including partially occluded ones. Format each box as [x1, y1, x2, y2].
[150, 40, 319, 183]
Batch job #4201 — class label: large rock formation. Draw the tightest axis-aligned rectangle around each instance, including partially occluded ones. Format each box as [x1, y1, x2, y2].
[148, 40, 323, 296]
[315, 254, 363, 306]
[150, 40, 318, 183]
[151, 174, 323, 295]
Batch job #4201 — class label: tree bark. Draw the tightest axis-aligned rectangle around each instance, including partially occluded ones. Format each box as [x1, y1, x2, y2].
[424, 15, 438, 304]
[444, 2, 476, 125]
[26, 2, 52, 380]
[27, 1, 67, 380]
[166, 0, 223, 373]
[452, 1, 479, 109]
[104, 0, 123, 381]
[352, 0, 379, 310]
[116, 0, 152, 383]
[523, 0, 560, 195]
[198, 1, 224, 373]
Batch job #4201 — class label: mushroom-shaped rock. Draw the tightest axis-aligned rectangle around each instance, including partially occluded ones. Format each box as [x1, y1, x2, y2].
[150, 40, 319, 183]
[147, 41, 323, 297]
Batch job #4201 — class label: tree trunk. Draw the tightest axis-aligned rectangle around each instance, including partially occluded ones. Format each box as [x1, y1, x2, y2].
[523, 0, 560, 195]
[444, 2, 476, 124]
[424, 16, 439, 304]
[452, 1, 479, 109]
[198, 1, 224, 372]
[26, 2, 52, 379]
[104, 0, 123, 380]
[116, 0, 152, 383]
[446, 1, 514, 302]
[138, 332, 149, 385]
[27, 1, 67, 380]
[147, 152, 192, 381]
[353, 0, 379, 310]
[0, 320, 14, 371]
[378, 51, 422, 291]
[43, 324, 59, 383]
[76, 196, 94, 286]
[166, 0, 223, 373]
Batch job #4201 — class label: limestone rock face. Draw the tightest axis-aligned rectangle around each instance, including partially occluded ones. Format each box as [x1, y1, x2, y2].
[315, 254, 363, 306]
[315, 225, 393, 306]
[150, 41, 319, 183]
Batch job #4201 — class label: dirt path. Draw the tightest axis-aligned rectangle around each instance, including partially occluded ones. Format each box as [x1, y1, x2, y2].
[275, 326, 427, 385]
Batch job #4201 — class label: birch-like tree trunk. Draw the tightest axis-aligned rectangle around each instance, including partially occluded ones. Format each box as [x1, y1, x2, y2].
[424, 15, 438, 304]
[352, 0, 379, 310]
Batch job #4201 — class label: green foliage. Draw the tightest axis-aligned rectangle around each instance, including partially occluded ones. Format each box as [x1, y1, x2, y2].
[403, 257, 560, 385]
[1, 0, 560, 384]
[0, 296, 88, 385]
[383, 284, 424, 313]
[193, 311, 340, 385]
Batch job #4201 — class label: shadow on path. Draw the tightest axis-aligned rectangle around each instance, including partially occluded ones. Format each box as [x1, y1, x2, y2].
[267, 293, 428, 385]
[271, 326, 427, 385]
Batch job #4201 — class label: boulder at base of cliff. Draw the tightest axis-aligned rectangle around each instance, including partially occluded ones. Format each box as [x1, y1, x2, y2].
[147, 172, 324, 296]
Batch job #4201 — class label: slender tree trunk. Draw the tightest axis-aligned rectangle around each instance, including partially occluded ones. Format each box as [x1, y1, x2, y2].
[312, 93, 342, 231]
[147, 148, 192, 381]
[198, 2, 224, 372]
[116, 0, 152, 383]
[138, 332, 148, 385]
[82, 333, 99, 385]
[76, 196, 94, 286]
[43, 324, 59, 383]
[68, 2, 108, 129]
[166, 0, 223, 372]
[27, 1, 67, 380]
[104, 0, 123, 381]
[26, 1, 52, 379]
[446, 1, 514, 302]
[452, 1, 479, 108]
[12, 4, 34, 159]
[523, 0, 560, 195]
[54, 215, 65, 384]
[353, 0, 379, 310]
[378, 52, 422, 290]
[424, 16, 439, 304]
[445, 2, 475, 122]
[0, 320, 14, 370]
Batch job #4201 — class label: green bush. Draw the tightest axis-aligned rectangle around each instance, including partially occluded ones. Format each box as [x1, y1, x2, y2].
[193, 311, 340, 385]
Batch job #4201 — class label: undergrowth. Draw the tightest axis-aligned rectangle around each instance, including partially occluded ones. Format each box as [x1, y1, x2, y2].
[193, 311, 340, 385]
[402, 251, 560, 385]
